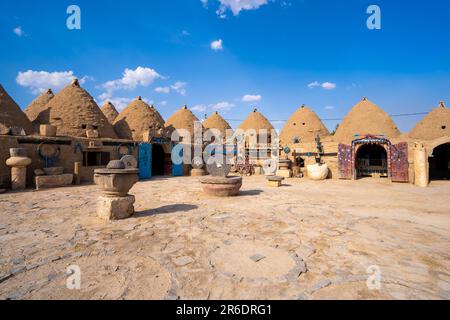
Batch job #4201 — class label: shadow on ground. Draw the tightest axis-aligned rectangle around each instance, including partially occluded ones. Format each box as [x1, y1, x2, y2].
[136, 204, 198, 217]
[240, 190, 264, 196]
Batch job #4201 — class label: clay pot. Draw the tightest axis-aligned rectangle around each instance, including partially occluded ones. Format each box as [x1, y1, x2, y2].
[9, 148, 27, 157]
[43, 167, 64, 176]
[200, 176, 242, 197]
[307, 164, 329, 181]
[94, 168, 139, 197]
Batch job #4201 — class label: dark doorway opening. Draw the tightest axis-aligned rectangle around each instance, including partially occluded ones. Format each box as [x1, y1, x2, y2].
[429, 143, 450, 180]
[356, 144, 388, 178]
[152, 144, 165, 176]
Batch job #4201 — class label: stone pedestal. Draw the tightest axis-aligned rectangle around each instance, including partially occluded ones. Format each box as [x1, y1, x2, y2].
[267, 176, 284, 187]
[191, 168, 206, 177]
[277, 169, 292, 179]
[97, 195, 136, 221]
[94, 161, 139, 221]
[6, 149, 32, 191]
[414, 143, 428, 187]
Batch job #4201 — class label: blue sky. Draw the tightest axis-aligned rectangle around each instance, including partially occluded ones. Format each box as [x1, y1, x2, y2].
[1, 0, 449, 132]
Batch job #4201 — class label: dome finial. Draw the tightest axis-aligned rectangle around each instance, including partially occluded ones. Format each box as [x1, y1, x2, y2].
[362, 96, 368, 101]
[253, 107, 258, 113]
[439, 101, 446, 108]
[137, 96, 142, 101]
[71, 78, 79, 87]
[182, 105, 188, 110]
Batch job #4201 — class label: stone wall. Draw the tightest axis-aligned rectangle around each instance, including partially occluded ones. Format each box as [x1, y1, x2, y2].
[0, 135, 137, 189]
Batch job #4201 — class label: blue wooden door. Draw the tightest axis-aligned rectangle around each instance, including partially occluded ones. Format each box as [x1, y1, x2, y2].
[172, 144, 183, 176]
[139, 143, 152, 180]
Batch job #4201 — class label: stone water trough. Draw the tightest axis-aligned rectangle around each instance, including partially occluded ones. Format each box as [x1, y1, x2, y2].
[200, 161, 242, 197]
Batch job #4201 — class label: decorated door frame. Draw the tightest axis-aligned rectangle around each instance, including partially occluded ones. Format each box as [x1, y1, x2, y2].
[338, 135, 409, 182]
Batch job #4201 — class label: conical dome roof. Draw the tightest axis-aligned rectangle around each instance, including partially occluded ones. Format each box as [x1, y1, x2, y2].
[280, 105, 329, 144]
[410, 101, 450, 140]
[24, 89, 54, 128]
[0, 84, 34, 135]
[101, 101, 119, 124]
[238, 109, 274, 132]
[165, 105, 201, 137]
[113, 97, 165, 141]
[203, 111, 232, 138]
[334, 98, 400, 143]
[42, 79, 118, 139]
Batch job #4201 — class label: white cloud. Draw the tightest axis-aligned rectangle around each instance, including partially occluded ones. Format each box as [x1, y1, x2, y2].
[321, 82, 336, 90]
[181, 30, 190, 36]
[155, 86, 170, 94]
[216, 0, 269, 17]
[325, 105, 335, 110]
[192, 104, 207, 112]
[101, 66, 162, 94]
[13, 26, 24, 37]
[212, 101, 235, 111]
[16, 70, 88, 94]
[171, 81, 188, 96]
[160, 101, 168, 106]
[242, 94, 262, 102]
[308, 81, 337, 90]
[210, 39, 223, 51]
[101, 97, 132, 112]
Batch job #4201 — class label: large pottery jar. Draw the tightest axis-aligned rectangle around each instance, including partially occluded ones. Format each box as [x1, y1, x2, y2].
[307, 164, 329, 181]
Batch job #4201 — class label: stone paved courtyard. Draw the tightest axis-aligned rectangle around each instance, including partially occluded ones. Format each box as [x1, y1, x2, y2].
[0, 176, 449, 300]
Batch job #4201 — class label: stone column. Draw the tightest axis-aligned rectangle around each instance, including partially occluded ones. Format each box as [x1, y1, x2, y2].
[6, 148, 32, 190]
[414, 143, 428, 187]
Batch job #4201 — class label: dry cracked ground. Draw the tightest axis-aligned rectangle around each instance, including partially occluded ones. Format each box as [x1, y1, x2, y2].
[0, 176, 449, 300]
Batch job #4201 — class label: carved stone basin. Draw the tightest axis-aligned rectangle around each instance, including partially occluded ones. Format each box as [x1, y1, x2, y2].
[200, 176, 242, 197]
[94, 168, 139, 197]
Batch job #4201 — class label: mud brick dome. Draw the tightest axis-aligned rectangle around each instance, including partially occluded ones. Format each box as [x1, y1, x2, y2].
[409, 101, 450, 140]
[334, 98, 401, 143]
[280, 105, 330, 144]
[165, 105, 202, 138]
[238, 109, 274, 133]
[202, 111, 232, 139]
[113, 97, 165, 141]
[39, 79, 118, 139]
[0, 84, 34, 135]
[100, 101, 119, 124]
[24, 89, 54, 129]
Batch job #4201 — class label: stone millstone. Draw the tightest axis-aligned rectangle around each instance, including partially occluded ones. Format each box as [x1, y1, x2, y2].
[120, 155, 138, 169]
[206, 160, 231, 177]
[107, 160, 126, 170]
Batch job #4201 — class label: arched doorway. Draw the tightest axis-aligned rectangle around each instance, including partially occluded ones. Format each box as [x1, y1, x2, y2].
[152, 144, 165, 176]
[355, 144, 388, 178]
[429, 143, 450, 180]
